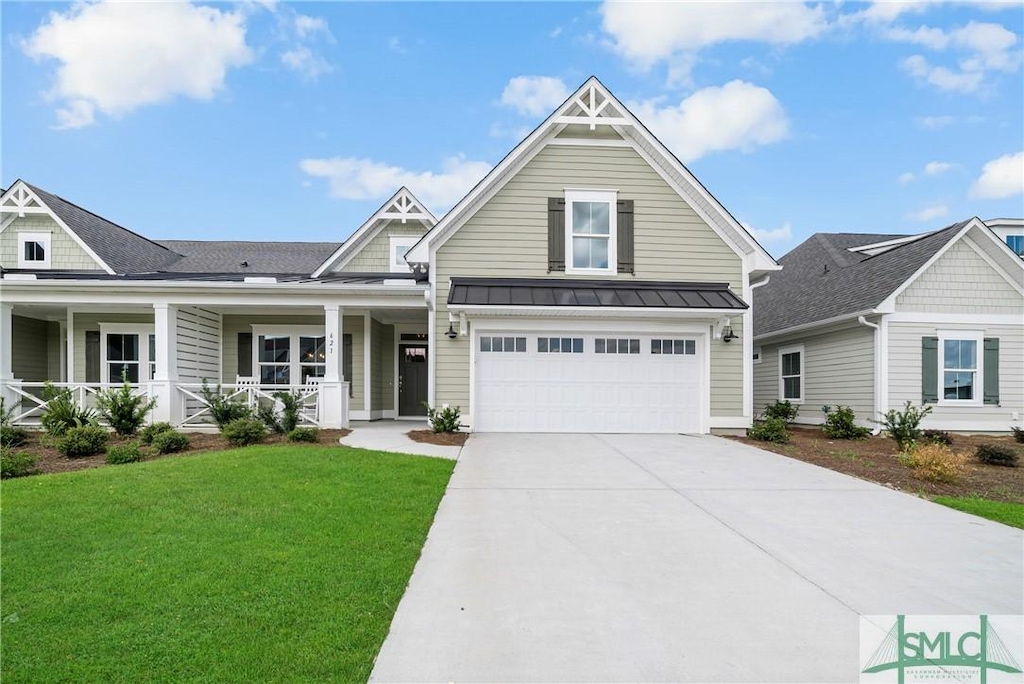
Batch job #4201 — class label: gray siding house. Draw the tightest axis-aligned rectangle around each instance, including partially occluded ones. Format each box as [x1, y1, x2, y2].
[0, 77, 778, 434]
[752, 220, 1024, 432]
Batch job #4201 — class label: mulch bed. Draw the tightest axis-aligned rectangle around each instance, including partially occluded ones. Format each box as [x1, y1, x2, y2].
[5, 428, 352, 477]
[407, 430, 469, 447]
[727, 427, 1024, 503]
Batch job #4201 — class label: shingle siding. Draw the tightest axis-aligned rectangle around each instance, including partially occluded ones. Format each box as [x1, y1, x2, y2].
[896, 240, 1023, 314]
[0, 215, 102, 270]
[340, 221, 429, 273]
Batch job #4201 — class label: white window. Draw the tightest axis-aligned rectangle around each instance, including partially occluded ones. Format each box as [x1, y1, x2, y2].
[99, 324, 155, 384]
[17, 232, 51, 269]
[565, 190, 616, 274]
[390, 237, 419, 272]
[253, 328, 328, 385]
[778, 345, 804, 403]
[651, 339, 696, 355]
[480, 336, 526, 353]
[597, 338, 640, 354]
[939, 330, 983, 404]
[538, 337, 584, 353]
[1007, 235, 1024, 256]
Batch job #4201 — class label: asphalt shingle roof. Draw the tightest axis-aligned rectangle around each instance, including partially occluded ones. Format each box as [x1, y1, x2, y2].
[155, 240, 341, 275]
[753, 221, 968, 337]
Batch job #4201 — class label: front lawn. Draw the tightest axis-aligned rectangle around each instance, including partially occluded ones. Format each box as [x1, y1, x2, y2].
[933, 496, 1024, 529]
[1, 445, 455, 682]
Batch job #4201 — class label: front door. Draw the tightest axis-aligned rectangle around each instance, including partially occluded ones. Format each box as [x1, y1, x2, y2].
[398, 344, 428, 416]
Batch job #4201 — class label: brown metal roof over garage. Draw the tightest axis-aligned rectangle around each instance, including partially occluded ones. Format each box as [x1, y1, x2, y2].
[447, 278, 748, 309]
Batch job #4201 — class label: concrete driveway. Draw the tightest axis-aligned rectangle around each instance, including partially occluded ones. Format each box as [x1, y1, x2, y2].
[370, 434, 1023, 683]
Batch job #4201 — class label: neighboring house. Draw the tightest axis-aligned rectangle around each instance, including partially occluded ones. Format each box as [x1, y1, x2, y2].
[0, 77, 778, 434]
[986, 218, 1024, 257]
[752, 219, 1024, 432]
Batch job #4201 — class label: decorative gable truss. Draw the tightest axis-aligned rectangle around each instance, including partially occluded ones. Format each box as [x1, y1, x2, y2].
[311, 187, 436, 277]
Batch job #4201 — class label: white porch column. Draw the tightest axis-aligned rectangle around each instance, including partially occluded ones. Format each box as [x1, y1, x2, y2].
[65, 308, 75, 384]
[320, 304, 348, 428]
[151, 304, 183, 425]
[0, 303, 13, 383]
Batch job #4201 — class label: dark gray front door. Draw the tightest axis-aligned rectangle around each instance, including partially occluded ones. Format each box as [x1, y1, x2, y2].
[399, 344, 428, 416]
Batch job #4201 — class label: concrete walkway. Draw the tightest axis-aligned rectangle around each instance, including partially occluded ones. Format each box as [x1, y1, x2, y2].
[339, 420, 462, 459]
[371, 433, 1023, 683]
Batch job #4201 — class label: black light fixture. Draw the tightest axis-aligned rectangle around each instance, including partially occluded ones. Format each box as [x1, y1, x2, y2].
[445, 323, 458, 339]
[721, 324, 738, 343]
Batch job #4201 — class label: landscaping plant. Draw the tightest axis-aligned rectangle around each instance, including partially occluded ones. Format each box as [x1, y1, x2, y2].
[423, 403, 461, 433]
[976, 443, 1019, 468]
[746, 417, 790, 444]
[222, 418, 267, 446]
[1012, 426, 1024, 444]
[907, 443, 971, 484]
[876, 401, 933, 453]
[763, 400, 799, 423]
[95, 374, 157, 437]
[1, 448, 38, 479]
[40, 382, 97, 436]
[56, 425, 109, 458]
[106, 442, 144, 465]
[139, 422, 174, 445]
[151, 431, 190, 455]
[257, 402, 283, 434]
[922, 429, 953, 446]
[822, 405, 870, 440]
[287, 427, 319, 443]
[273, 391, 302, 433]
[199, 380, 252, 429]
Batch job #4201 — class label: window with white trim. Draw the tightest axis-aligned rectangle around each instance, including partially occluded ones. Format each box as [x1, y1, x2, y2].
[939, 331, 982, 403]
[779, 345, 804, 403]
[100, 325, 155, 383]
[565, 190, 616, 273]
[1007, 235, 1024, 256]
[538, 337, 584, 353]
[652, 339, 696, 355]
[253, 328, 328, 385]
[390, 236, 419, 272]
[17, 232, 51, 269]
[596, 338, 639, 354]
[480, 336, 526, 353]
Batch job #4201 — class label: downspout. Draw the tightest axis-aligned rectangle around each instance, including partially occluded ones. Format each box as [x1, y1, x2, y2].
[745, 274, 771, 426]
[858, 316, 883, 435]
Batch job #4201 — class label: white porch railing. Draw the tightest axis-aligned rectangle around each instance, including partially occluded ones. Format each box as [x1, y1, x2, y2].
[175, 383, 322, 429]
[3, 381, 154, 427]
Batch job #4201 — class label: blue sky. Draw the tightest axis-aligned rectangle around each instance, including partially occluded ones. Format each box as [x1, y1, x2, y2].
[2, 1, 1022, 258]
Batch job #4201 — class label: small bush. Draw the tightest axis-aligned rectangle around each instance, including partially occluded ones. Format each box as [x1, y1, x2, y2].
[1, 449, 38, 478]
[423, 403, 462, 434]
[199, 380, 252, 429]
[106, 442, 143, 465]
[56, 425, 108, 458]
[95, 375, 157, 436]
[151, 431, 190, 455]
[822, 405, 870, 440]
[877, 401, 933, 453]
[139, 422, 174, 445]
[1011, 426, 1024, 444]
[273, 391, 302, 433]
[922, 429, 953, 446]
[40, 383, 97, 436]
[257, 402, 283, 434]
[1, 425, 29, 448]
[222, 418, 267, 446]
[747, 417, 790, 444]
[909, 443, 971, 483]
[976, 443, 1019, 468]
[763, 400, 799, 423]
[896, 451, 918, 468]
[287, 427, 319, 443]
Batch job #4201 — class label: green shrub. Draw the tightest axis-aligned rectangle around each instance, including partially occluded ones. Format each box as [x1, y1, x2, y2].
[1011, 426, 1024, 444]
[199, 380, 252, 429]
[95, 375, 157, 436]
[151, 431, 190, 455]
[139, 422, 174, 445]
[763, 400, 799, 423]
[423, 403, 461, 434]
[257, 402, 283, 434]
[0, 396, 17, 428]
[923, 429, 953, 446]
[106, 442, 143, 465]
[56, 425, 108, 458]
[747, 417, 790, 444]
[273, 391, 302, 433]
[1, 425, 30, 448]
[822, 405, 870, 440]
[287, 427, 319, 443]
[222, 418, 267, 446]
[876, 401, 933, 453]
[1, 449, 38, 479]
[976, 443, 1019, 468]
[40, 383, 97, 436]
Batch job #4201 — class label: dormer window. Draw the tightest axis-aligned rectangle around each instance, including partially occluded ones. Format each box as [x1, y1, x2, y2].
[390, 237, 418, 273]
[17, 232, 51, 269]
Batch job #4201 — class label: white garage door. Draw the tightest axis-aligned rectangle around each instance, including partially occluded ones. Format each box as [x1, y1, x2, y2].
[474, 332, 703, 433]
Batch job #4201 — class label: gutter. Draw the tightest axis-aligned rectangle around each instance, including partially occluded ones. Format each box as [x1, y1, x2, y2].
[857, 315, 883, 435]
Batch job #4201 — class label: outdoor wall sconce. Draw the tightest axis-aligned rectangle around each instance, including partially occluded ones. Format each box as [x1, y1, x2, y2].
[445, 323, 458, 339]
[446, 312, 468, 338]
[714, 316, 738, 343]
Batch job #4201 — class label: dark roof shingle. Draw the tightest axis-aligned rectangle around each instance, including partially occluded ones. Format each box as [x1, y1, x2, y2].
[155, 240, 340, 274]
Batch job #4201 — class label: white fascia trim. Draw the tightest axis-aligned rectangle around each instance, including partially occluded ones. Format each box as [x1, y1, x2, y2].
[2, 181, 115, 274]
[0, 278, 427, 294]
[848, 233, 931, 255]
[886, 312, 1023, 325]
[753, 310, 877, 343]
[450, 304, 744, 320]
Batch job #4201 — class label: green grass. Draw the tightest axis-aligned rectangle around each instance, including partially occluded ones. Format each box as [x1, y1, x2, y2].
[1, 446, 455, 683]
[933, 496, 1024, 529]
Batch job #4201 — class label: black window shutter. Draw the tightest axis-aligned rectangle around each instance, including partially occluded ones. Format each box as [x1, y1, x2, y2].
[85, 331, 100, 383]
[237, 332, 252, 377]
[983, 337, 999, 405]
[617, 199, 634, 274]
[547, 198, 565, 272]
[343, 333, 353, 398]
[921, 337, 938, 403]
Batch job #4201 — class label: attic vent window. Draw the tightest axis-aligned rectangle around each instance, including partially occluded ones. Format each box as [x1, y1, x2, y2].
[17, 232, 51, 269]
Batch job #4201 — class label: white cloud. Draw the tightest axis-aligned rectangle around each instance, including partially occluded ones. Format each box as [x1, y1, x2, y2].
[22, 1, 252, 128]
[893, 21, 1021, 93]
[898, 172, 916, 185]
[299, 155, 492, 209]
[282, 46, 332, 80]
[970, 151, 1024, 199]
[600, 1, 829, 70]
[742, 221, 792, 245]
[500, 76, 570, 117]
[916, 115, 955, 130]
[549, 26, 563, 39]
[924, 161, 952, 175]
[628, 81, 789, 163]
[294, 14, 329, 39]
[900, 54, 985, 93]
[907, 204, 949, 222]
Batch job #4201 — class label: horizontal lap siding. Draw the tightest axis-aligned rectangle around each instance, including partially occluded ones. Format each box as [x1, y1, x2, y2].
[0, 215, 102, 270]
[752, 346, 778, 415]
[12, 315, 50, 381]
[435, 144, 744, 418]
[340, 221, 430, 273]
[371, 320, 394, 412]
[176, 307, 221, 384]
[896, 240, 1022, 314]
[73, 313, 152, 383]
[889, 322, 1023, 428]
